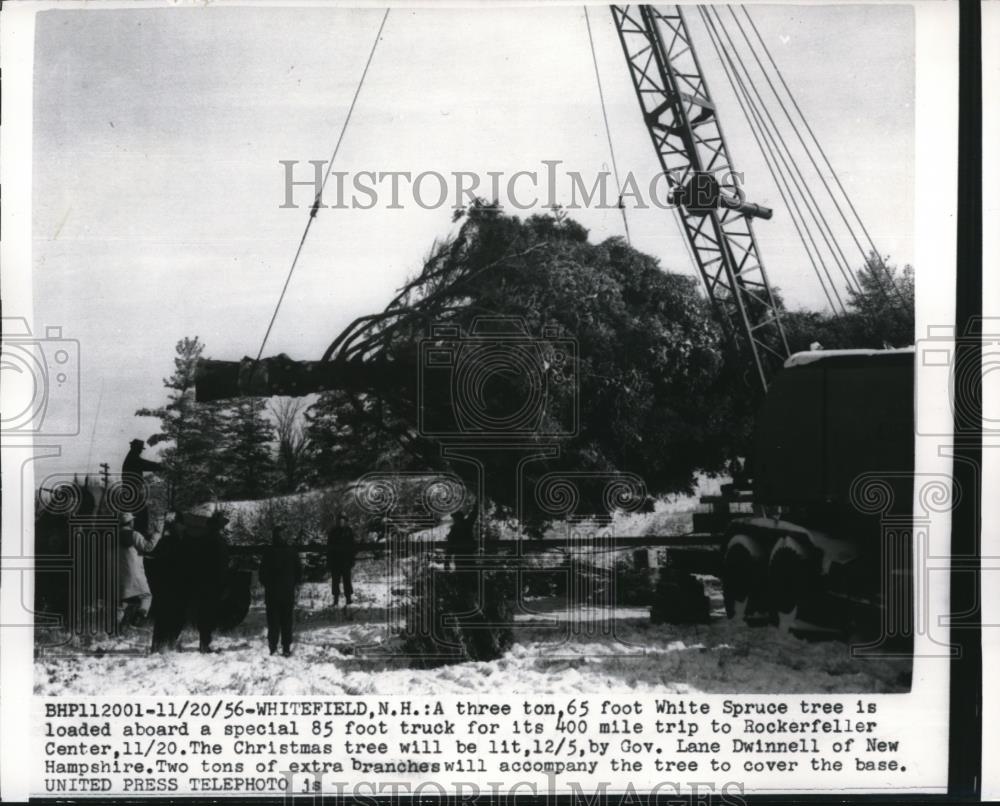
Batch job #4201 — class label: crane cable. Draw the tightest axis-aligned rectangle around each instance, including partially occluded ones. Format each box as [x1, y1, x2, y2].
[84, 379, 106, 473]
[698, 8, 846, 316]
[255, 8, 390, 363]
[739, 7, 907, 310]
[697, 6, 842, 316]
[583, 6, 632, 246]
[709, 7, 896, 323]
[714, 8, 861, 302]
[730, 7, 906, 311]
[706, 7, 894, 342]
[708, 7, 862, 301]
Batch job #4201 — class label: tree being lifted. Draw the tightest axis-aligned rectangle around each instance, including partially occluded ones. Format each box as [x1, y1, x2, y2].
[198, 202, 754, 525]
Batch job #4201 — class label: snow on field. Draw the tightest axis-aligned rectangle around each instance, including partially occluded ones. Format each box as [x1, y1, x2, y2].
[35, 568, 910, 697]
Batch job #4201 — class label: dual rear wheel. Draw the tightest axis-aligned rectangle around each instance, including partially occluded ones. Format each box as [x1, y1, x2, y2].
[723, 533, 814, 629]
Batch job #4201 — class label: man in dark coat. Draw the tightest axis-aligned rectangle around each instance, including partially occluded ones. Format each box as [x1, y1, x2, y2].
[148, 513, 188, 653]
[326, 513, 356, 608]
[260, 526, 301, 657]
[189, 511, 230, 653]
[122, 439, 161, 536]
[445, 504, 478, 570]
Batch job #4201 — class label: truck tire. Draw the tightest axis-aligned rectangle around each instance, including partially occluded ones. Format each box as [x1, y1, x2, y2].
[767, 537, 811, 631]
[722, 535, 767, 621]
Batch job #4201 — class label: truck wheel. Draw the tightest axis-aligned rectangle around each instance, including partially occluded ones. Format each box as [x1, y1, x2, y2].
[767, 537, 811, 631]
[722, 535, 766, 621]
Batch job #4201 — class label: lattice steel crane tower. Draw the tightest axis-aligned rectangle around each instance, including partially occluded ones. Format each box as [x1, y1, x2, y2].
[611, 4, 789, 391]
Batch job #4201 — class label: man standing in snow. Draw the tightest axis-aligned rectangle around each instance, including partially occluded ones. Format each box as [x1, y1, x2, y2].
[326, 512, 356, 608]
[190, 510, 230, 653]
[116, 512, 160, 631]
[260, 525, 301, 657]
[149, 512, 188, 653]
[445, 504, 478, 570]
[121, 438, 161, 536]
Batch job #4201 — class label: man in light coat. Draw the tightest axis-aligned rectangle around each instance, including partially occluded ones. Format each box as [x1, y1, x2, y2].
[117, 512, 160, 631]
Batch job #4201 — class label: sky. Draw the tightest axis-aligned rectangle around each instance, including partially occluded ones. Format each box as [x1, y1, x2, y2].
[29, 2, 914, 479]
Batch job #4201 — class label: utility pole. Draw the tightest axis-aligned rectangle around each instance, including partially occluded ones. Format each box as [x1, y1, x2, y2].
[99, 462, 110, 489]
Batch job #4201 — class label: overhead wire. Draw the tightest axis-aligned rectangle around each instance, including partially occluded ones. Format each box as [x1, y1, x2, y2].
[583, 6, 632, 246]
[255, 8, 390, 363]
[84, 379, 106, 473]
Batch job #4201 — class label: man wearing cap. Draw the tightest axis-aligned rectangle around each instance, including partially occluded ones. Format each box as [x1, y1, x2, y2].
[116, 512, 160, 631]
[122, 438, 161, 536]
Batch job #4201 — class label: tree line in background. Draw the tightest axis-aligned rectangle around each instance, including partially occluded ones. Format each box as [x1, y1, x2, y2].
[137, 206, 914, 518]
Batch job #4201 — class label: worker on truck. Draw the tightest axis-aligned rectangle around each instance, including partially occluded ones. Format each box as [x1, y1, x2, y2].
[121, 438, 161, 536]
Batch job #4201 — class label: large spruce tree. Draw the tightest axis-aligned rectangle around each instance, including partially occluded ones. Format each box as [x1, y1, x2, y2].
[303, 203, 747, 523]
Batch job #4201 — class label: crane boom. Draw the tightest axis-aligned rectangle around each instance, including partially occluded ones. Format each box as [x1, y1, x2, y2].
[610, 4, 788, 390]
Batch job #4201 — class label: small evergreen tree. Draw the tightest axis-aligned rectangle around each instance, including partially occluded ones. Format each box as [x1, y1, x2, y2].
[780, 253, 915, 353]
[136, 336, 227, 509]
[222, 397, 276, 500]
[845, 252, 914, 348]
[402, 557, 515, 666]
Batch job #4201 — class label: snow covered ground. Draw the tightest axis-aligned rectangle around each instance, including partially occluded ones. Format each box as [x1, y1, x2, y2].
[35, 565, 911, 696]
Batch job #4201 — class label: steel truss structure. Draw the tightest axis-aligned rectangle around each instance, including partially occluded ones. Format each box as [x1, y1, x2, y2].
[611, 4, 789, 390]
